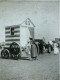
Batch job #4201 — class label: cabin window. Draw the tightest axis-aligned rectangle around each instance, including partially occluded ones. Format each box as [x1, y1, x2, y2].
[11, 27, 14, 35]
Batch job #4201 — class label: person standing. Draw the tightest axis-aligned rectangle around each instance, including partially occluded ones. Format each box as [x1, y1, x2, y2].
[25, 40, 32, 60]
[47, 42, 51, 53]
[54, 42, 59, 54]
[31, 40, 38, 60]
[39, 40, 44, 54]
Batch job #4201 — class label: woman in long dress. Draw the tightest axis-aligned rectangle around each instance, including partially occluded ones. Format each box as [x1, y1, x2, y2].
[31, 40, 38, 59]
[54, 43, 59, 54]
[25, 39, 38, 60]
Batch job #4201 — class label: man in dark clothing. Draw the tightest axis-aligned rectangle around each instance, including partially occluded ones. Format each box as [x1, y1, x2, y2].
[39, 40, 44, 54]
[47, 42, 51, 53]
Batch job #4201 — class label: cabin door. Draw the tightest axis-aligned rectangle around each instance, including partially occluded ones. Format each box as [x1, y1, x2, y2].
[28, 27, 34, 39]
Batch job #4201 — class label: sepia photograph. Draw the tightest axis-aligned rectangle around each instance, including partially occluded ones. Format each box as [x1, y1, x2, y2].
[0, 0, 60, 80]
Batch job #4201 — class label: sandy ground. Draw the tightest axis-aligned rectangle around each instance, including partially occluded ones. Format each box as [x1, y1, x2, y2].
[0, 49, 59, 80]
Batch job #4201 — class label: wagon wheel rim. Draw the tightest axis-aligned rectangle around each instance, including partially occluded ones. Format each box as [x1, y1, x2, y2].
[1, 49, 9, 59]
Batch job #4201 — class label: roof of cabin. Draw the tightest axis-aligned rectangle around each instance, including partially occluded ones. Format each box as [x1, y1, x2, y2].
[21, 18, 35, 27]
[5, 18, 35, 28]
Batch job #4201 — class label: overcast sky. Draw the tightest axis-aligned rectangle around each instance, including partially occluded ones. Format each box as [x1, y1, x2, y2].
[0, 0, 60, 43]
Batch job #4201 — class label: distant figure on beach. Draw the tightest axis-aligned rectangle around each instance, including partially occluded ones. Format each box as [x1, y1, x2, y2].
[39, 40, 44, 54]
[54, 42, 59, 54]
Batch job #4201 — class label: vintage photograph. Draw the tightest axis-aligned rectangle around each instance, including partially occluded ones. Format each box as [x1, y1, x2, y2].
[0, 0, 60, 80]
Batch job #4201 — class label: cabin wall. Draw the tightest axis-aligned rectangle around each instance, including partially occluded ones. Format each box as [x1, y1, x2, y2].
[5, 26, 20, 47]
[20, 26, 32, 47]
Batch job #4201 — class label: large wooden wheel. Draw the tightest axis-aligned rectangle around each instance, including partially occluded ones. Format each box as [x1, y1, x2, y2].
[9, 42, 20, 60]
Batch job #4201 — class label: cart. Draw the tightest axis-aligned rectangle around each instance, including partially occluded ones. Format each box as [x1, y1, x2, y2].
[1, 18, 35, 60]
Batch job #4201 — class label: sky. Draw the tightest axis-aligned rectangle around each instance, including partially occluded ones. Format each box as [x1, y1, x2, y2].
[0, 0, 59, 43]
